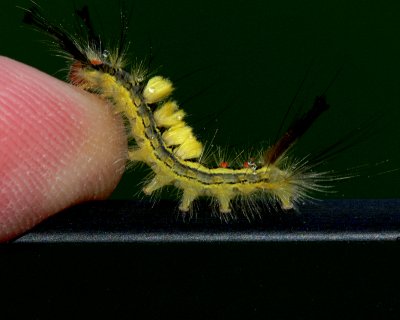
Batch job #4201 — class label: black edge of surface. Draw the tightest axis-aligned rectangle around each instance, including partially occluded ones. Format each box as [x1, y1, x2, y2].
[11, 199, 400, 243]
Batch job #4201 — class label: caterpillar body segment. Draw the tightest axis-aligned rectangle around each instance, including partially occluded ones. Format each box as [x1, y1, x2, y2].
[23, 6, 331, 216]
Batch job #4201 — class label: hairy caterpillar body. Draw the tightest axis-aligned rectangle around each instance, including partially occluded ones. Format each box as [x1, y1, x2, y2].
[23, 5, 334, 216]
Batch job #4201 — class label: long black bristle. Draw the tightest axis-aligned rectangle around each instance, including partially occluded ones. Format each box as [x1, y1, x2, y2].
[76, 5, 101, 48]
[23, 5, 87, 62]
[265, 95, 329, 164]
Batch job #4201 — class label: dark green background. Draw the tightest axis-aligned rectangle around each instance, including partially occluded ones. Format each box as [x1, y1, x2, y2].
[2, 0, 400, 199]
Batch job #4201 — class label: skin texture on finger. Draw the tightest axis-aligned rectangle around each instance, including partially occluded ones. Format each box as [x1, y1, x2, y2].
[0, 57, 128, 242]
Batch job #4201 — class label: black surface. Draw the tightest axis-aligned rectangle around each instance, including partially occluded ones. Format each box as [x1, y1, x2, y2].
[13, 199, 400, 243]
[3, 200, 400, 318]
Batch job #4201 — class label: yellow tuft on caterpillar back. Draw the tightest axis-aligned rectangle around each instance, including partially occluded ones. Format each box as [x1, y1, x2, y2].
[154, 101, 186, 127]
[173, 137, 203, 160]
[162, 123, 194, 146]
[143, 76, 174, 103]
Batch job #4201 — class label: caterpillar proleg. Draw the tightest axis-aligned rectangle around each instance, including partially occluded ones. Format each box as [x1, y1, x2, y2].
[23, 4, 345, 217]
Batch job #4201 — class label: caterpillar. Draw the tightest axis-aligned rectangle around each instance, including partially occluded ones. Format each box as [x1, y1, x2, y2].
[23, 4, 340, 217]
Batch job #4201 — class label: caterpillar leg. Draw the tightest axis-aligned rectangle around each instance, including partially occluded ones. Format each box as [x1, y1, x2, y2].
[277, 192, 295, 210]
[179, 188, 200, 212]
[143, 174, 174, 195]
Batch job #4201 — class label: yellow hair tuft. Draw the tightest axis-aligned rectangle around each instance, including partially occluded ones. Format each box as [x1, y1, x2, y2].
[143, 76, 174, 103]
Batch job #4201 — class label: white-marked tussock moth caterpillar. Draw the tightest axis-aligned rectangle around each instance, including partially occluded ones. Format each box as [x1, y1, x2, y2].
[22, 3, 350, 218]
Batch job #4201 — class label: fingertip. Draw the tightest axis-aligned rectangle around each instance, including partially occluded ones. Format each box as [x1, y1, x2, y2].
[0, 57, 128, 241]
